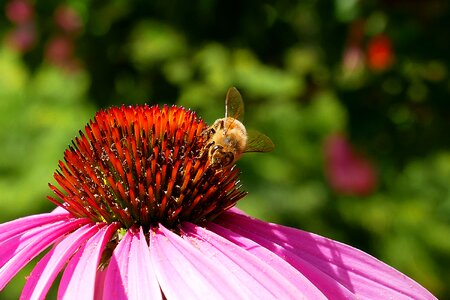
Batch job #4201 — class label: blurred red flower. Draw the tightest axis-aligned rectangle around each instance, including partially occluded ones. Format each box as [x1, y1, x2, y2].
[367, 34, 394, 71]
[324, 134, 377, 196]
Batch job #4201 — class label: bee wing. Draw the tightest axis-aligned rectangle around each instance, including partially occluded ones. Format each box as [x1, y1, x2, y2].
[225, 87, 244, 121]
[245, 129, 275, 153]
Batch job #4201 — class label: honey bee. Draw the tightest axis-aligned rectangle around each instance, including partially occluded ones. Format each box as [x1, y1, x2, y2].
[203, 87, 274, 169]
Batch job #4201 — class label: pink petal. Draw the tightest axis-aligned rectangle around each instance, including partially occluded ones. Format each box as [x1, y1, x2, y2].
[52, 206, 70, 214]
[182, 222, 326, 299]
[1, 222, 63, 268]
[214, 211, 355, 298]
[94, 268, 107, 300]
[217, 209, 436, 300]
[0, 218, 89, 290]
[0, 210, 71, 242]
[58, 223, 119, 300]
[102, 228, 133, 299]
[127, 227, 162, 300]
[20, 224, 102, 300]
[150, 224, 246, 299]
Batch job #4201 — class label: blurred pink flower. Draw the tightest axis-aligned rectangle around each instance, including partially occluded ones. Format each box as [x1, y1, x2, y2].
[54, 5, 83, 34]
[0, 104, 434, 299]
[342, 46, 365, 73]
[5, 23, 36, 53]
[45, 36, 74, 63]
[324, 134, 377, 196]
[5, 0, 33, 24]
[44, 35, 80, 71]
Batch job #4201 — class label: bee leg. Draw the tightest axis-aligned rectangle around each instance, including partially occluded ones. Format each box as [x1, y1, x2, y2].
[196, 140, 215, 160]
[201, 127, 215, 139]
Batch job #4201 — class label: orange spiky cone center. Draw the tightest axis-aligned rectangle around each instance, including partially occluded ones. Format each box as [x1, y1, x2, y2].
[49, 105, 246, 229]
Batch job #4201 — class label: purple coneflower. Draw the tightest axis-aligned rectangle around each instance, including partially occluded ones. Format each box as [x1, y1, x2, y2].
[0, 102, 435, 299]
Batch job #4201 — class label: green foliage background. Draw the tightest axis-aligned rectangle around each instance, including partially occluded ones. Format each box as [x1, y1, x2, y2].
[1, 0, 449, 298]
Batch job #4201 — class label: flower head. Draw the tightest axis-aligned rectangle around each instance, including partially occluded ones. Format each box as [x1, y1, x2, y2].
[0, 92, 436, 299]
[48, 105, 245, 229]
